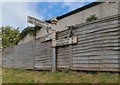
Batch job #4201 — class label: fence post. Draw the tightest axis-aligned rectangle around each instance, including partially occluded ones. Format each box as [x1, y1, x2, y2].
[52, 47, 56, 72]
[33, 37, 36, 70]
[69, 45, 72, 69]
[51, 17, 58, 72]
[52, 30, 57, 72]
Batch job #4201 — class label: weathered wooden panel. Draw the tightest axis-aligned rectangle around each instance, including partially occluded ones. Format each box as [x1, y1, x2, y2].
[56, 29, 70, 69]
[14, 41, 34, 69]
[73, 46, 120, 52]
[72, 55, 118, 60]
[73, 59, 119, 64]
[57, 30, 70, 39]
[2, 47, 15, 68]
[34, 38, 52, 70]
[73, 20, 118, 34]
[0, 49, 2, 67]
[72, 16, 119, 71]
[56, 46, 70, 69]
[75, 29, 119, 40]
[22, 41, 34, 69]
[14, 45, 23, 69]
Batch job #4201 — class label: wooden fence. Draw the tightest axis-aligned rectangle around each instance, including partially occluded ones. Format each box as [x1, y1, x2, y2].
[2, 14, 120, 71]
[2, 41, 34, 69]
[34, 38, 52, 70]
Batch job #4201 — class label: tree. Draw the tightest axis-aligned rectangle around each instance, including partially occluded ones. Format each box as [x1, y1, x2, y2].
[20, 26, 34, 40]
[33, 25, 42, 37]
[0, 26, 20, 48]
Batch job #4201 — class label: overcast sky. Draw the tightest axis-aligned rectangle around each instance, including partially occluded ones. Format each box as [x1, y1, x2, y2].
[0, 0, 96, 31]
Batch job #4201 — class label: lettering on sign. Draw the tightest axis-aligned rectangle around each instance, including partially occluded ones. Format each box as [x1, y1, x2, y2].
[40, 30, 56, 42]
[52, 36, 77, 47]
[27, 16, 51, 28]
[41, 33, 52, 42]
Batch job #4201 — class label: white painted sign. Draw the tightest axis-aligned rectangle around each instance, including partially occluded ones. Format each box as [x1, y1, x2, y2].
[52, 36, 77, 47]
[27, 16, 51, 28]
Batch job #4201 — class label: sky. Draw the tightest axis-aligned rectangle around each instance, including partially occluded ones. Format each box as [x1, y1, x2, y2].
[0, 0, 97, 31]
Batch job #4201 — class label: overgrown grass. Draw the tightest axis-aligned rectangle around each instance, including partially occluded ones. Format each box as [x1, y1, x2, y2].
[2, 68, 119, 83]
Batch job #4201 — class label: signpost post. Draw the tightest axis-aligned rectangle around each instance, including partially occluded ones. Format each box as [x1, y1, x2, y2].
[27, 16, 58, 72]
[50, 17, 58, 72]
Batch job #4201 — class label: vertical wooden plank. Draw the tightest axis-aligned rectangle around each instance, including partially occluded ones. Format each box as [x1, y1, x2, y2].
[13, 46, 15, 69]
[33, 38, 35, 69]
[69, 45, 72, 69]
[56, 29, 70, 69]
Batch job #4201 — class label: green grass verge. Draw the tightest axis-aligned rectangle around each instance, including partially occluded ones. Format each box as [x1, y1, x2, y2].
[2, 68, 119, 83]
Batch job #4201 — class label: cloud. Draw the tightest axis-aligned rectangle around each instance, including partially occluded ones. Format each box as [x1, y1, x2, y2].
[62, 2, 87, 11]
[1, 0, 97, 2]
[0, 3, 2, 27]
[1, 0, 40, 2]
[2, 2, 44, 30]
[1, 0, 96, 31]
[61, 0, 97, 11]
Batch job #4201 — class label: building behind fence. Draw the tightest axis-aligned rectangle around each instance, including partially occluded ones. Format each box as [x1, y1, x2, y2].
[2, 14, 120, 71]
[18, 2, 119, 45]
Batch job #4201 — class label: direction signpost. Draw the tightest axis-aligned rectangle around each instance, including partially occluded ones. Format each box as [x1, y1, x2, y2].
[27, 16, 77, 72]
[27, 16, 51, 28]
[40, 33, 52, 42]
[55, 36, 77, 47]
[27, 16, 57, 72]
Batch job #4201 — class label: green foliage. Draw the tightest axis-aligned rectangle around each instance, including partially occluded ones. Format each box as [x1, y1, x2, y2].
[86, 14, 98, 22]
[20, 26, 41, 40]
[20, 26, 34, 40]
[0, 25, 41, 48]
[0, 26, 20, 48]
[32, 25, 42, 37]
